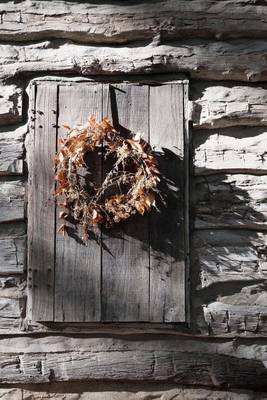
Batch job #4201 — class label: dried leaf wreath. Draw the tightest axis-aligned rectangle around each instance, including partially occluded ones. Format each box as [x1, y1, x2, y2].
[54, 115, 161, 240]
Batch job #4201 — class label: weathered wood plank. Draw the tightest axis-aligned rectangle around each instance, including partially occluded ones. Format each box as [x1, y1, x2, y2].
[102, 84, 150, 322]
[149, 84, 186, 322]
[0, 179, 24, 223]
[2, 40, 267, 81]
[55, 83, 102, 322]
[0, 125, 26, 175]
[193, 230, 267, 288]
[29, 83, 57, 322]
[1, 1, 267, 43]
[0, 349, 267, 387]
[194, 174, 267, 229]
[191, 84, 267, 128]
[0, 84, 22, 126]
[194, 127, 267, 175]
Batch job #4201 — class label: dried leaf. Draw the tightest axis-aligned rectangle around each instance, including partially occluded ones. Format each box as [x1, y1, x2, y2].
[59, 211, 68, 219]
[58, 224, 67, 236]
[63, 124, 71, 130]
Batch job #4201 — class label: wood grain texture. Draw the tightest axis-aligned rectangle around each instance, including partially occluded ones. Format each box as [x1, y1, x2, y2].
[149, 84, 186, 322]
[27, 80, 187, 324]
[2, 40, 267, 82]
[0, 179, 24, 223]
[0, 223, 25, 274]
[0, 237, 25, 275]
[1, 349, 267, 387]
[1, 1, 267, 43]
[193, 230, 267, 288]
[29, 83, 57, 322]
[201, 301, 267, 336]
[193, 174, 267, 230]
[194, 127, 267, 175]
[191, 84, 267, 128]
[0, 125, 25, 175]
[20, 386, 267, 400]
[0, 298, 20, 319]
[101, 84, 150, 322]
[0, 335, 266, 384]
[55, 83, 102, 322]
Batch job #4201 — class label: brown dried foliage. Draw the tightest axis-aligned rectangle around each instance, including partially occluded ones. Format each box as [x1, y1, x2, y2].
[54, 116, 160, 240]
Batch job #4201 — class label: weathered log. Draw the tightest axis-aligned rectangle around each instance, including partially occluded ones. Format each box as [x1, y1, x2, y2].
[0, 335, 266, 385]
[194, 127, 267, 175]
[0, 179, 25, 223]
[0, 223, 25, 274]
[0, 84, 22, 125]
[0, 388, 21, 399]
[20, 385, 267, 400]
[0, 277, 25, 296]
[0, 237, 25, 275]
[0, 125, 26, 175]
[0, 298, 21, 319]
[0, 349, 267, 387]
[1, 1, 267, 44]
[1, 40, 267, 81]
[191, 84, 267, 128]
[202, 302, 267, 336]
[193, 230, 267, 288]
[193, 174, 267, 229]
[0, 318, 21, 333]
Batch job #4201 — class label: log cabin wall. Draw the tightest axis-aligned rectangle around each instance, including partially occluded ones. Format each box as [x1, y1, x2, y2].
[0, 0, 267, 398]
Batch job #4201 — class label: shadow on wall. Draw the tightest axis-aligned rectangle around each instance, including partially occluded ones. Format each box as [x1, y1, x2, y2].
[190, 127, 267, 333]
[64, 83, 185, 263]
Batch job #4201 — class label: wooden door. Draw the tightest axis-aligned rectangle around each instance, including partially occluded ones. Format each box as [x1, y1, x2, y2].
[28, 79, 188, 323]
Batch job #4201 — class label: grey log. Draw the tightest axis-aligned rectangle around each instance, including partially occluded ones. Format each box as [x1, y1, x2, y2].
[1, 1, 267, 43]
[1, 40, 267, 82]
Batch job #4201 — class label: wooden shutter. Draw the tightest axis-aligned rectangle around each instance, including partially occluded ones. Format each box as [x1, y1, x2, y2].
[28, 79, 188, 323]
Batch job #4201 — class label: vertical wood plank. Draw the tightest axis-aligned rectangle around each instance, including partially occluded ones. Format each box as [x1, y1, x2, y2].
[30, 83, 58, 321]
[149, 84, 186, 322]
[54, 83, 102, 322]
[101, 84, 150, 321]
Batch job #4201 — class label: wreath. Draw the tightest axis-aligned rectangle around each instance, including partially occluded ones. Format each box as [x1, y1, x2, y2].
[54, 115, 160, 240]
